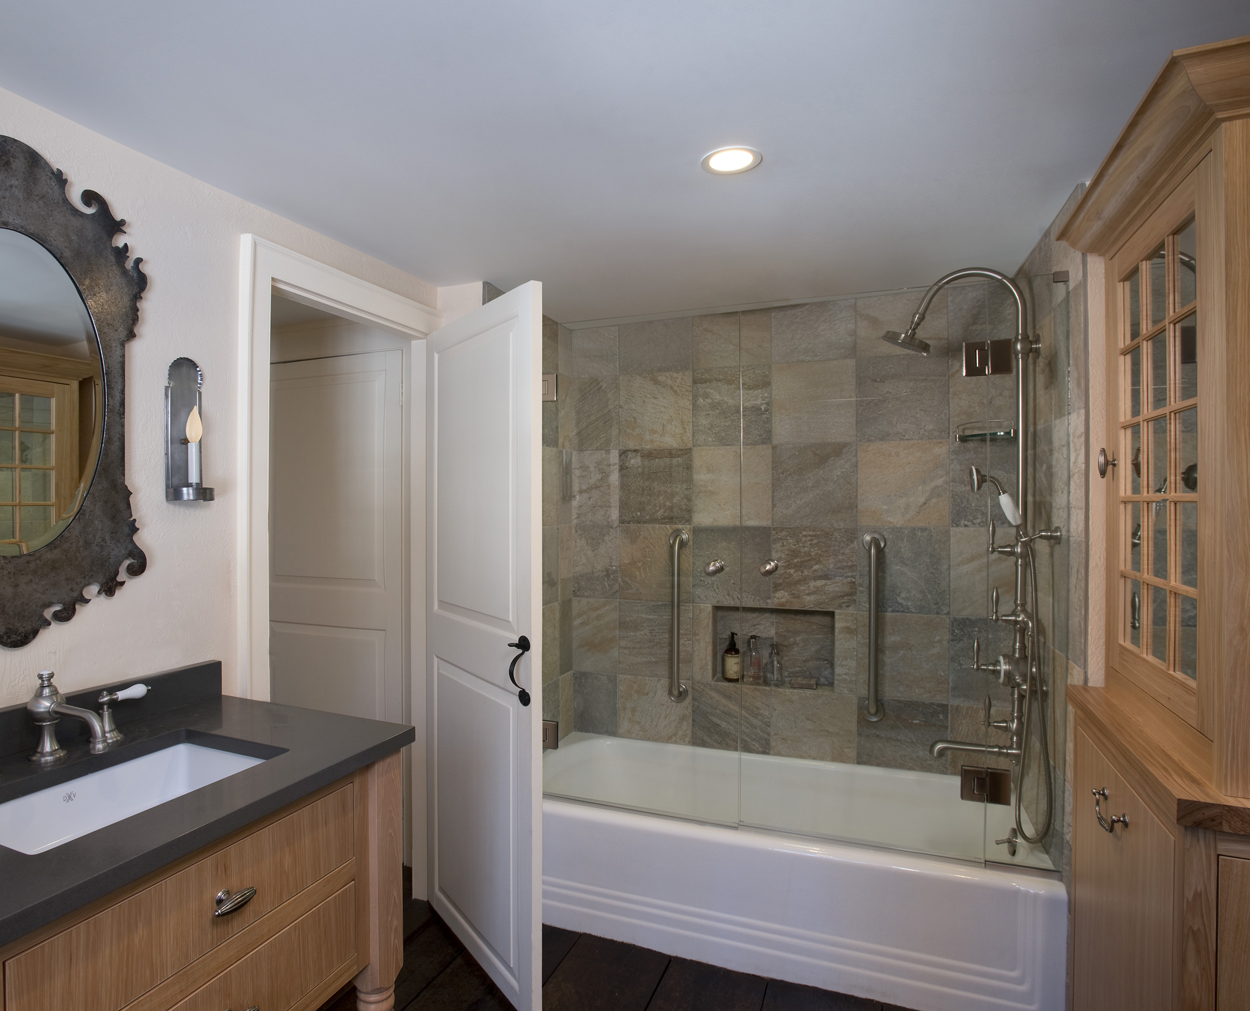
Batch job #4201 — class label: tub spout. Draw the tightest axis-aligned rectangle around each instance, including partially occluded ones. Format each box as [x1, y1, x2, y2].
[929, 739, 1022, 760]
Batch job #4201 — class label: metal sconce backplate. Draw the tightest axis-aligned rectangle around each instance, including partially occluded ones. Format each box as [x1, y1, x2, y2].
[166, 357, 214, 501]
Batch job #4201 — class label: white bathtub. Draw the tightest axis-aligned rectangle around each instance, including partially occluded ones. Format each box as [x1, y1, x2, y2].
[543, 733, 1066, 1011]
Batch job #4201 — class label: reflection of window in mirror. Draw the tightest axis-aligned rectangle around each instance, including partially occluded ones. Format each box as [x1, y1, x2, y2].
[0, 228, 104, 554]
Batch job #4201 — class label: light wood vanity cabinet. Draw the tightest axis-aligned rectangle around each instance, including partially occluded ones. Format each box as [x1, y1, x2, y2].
[0, 752, 402, 1011]
[1061, 34, 1250, 1011]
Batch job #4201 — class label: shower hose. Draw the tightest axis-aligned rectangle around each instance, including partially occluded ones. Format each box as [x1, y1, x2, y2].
[1015, 539, 1053, 846]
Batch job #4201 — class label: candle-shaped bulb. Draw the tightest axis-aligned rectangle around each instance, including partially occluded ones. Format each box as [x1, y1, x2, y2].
[185, 405, 203, 444]
[186, 405, 203, 485]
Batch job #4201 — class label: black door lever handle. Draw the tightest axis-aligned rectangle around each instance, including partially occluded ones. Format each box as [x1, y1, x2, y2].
[507, 635, 531, 707]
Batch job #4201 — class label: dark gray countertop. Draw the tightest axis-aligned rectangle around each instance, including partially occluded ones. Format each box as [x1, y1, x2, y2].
[0, 664, 413, 948]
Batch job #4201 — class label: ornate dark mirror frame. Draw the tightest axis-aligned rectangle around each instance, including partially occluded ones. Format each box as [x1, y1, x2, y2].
[0, 136, 147, 648]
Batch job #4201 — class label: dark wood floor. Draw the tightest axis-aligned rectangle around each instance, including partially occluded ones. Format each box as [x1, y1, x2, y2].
[318, 875, 915, 1011]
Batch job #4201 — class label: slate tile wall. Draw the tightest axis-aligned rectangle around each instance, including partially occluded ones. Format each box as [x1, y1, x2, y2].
[547, 251, 1081, 826]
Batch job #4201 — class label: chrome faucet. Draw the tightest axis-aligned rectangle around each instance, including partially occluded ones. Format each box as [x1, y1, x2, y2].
[26, 671, 149, 765]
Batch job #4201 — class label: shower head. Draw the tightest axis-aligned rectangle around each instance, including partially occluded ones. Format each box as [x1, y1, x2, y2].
[880, 330, 931, 356]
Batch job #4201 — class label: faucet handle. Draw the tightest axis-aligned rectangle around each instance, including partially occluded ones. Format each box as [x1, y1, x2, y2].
[990, 587, 1001, 622]
[971, 638, 997, 674]
[98, 683, 150, 704]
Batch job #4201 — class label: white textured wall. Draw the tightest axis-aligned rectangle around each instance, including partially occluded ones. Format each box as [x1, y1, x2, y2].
[0, 87, 438, 707]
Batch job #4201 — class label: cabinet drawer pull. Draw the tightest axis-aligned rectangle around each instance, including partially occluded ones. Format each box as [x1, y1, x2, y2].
[1092, 788, 1129, 833]
[213, 887, 257, 916]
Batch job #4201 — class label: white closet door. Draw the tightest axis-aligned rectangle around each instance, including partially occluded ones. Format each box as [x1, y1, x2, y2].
[426, 283, 542, 1011]
[269, 349, 403, 723]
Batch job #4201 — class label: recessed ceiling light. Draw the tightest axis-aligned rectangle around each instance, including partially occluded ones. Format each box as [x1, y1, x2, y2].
[701, 147, 762, 174]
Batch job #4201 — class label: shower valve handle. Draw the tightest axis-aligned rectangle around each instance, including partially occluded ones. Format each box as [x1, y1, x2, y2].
[971, 639, 999, 675]
[990, 587, 1001, 622]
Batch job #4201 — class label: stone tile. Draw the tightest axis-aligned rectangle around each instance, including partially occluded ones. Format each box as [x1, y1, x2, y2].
[693, 368, 742, 448]
[772, 360, 856, 444]
[542, 601, 561, 685]
[741, 444, 772, 526]
[947, 282, 990, 337]
[557, 324, 573, 377]
[571, 522, 618, 598]
[557, 372, 574, 450]
[692, 681, 770, 754]
[620, 372, 692, 449]
[692, 446, 741, 527]
[559, 523, 573, 600]
[559, 671, 573, 739]
[774, 608, 836, 685]
[559, 597, 573, 675]
[770, 299, 856, 362]
[740, 309, 772, 366]
[572, 450, 618, 525]
[948, 372, 989, 439]
[948, 616, 1013, 705]
[619, 449, 692, 524]
[542, 316, 560, 373]
[857, 440, 949, 527]
[542, 447, 560, 527]
[857, 526, 948, 614]
[947, 703, 1012, 774]
[950, 437, 996, 528]
[568, 376, 619, 451]
[772, 442, 856, 528]
[695, 366, 771, 447]
[619, 317, 692, 374]
[619, 524, 691, 601]
[855, 356, 948, 442]
[543, 525, 559, 606]
[542, 669, 560, 722]
[693, 526, 773, 607]
[855, 289, 948, 358]
[770, 689, 857, 762]
[949, 527, 1014, 617]
[572, 597, 618, 674]
[693, 603, 715, 681]
[770, 526, 857, 610]
[617, 675, 692, 745]
[570, 326, 618, 377]
[855, 612, 949, 702]
[692, 313, 740, 370]
[573, 671, 618, 735]
[856, 699, 948, 773]
[834, 611, 856, 687]
[618, 599, 693, 680]
[543, 399, 558, 448]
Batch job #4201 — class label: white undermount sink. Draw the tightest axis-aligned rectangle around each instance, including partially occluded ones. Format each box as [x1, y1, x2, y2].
[0, 743, 265, 855]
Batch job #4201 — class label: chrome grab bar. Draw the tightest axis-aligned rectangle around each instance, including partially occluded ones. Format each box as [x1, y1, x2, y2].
[669, 529, 689, 703]
[862, 533, 886, 722]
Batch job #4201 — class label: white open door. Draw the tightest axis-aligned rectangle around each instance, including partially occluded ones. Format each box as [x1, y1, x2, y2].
[426, 282, 542, 1010]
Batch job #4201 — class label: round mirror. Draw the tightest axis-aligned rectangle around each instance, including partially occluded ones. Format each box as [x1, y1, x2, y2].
[0, 228, 104, 555]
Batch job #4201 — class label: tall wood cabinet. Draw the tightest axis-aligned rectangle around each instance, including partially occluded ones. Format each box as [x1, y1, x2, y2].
[1060, 35, 1250, 1010]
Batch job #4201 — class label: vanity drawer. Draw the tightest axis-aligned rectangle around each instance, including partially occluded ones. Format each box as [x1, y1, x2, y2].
[168, 882, 355, 1011]
[4, 782, 354, 1011]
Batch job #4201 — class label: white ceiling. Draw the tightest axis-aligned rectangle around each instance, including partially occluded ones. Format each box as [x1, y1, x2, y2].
[0, 228, 94, 349]
[1, 2, 1246, 322]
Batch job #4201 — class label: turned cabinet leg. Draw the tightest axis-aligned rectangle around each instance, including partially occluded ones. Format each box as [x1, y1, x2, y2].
[356, 984, 396, 1011]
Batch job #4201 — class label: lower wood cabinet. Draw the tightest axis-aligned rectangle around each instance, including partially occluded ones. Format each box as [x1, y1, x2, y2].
[1073, 727, 1178, 1010]
[0, 752, 402, 1011]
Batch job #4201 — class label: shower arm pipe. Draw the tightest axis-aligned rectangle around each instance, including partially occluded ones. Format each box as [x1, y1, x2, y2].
[862, 533, 886, 722]
[668, 529, 689, 703]
[903, 267, 1036, 646]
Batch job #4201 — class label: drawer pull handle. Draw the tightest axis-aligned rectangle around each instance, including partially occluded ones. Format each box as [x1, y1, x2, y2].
[213, 887, 257, 916]
[1092, 788, 1129, 833]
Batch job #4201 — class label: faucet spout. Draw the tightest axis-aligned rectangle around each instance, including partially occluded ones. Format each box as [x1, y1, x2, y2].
[929, 739, 1022, 761]
[49, 701, 108, 753]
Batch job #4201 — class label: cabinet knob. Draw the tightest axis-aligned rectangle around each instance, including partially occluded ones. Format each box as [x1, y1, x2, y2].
[1092, 788, 1129, 833]
[213, 886, 257, 917]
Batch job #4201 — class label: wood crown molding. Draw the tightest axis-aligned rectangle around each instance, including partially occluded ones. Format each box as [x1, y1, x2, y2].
[1059, 34, 1250, 255]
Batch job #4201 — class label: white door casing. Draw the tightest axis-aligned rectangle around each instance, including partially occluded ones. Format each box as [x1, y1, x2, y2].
[426, 282, 542, 1011]
[269, 350, 403, 724]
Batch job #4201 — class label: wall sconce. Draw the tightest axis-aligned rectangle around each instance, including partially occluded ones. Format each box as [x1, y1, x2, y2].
[165, 357, 214, 501]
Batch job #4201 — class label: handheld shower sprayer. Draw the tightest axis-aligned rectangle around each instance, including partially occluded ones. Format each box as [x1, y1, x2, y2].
[970, 465, 1022, 526]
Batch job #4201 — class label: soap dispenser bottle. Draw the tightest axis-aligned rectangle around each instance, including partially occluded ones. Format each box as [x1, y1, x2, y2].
[767, 643, 784, 686]
[745, 635, 762, 684]
[722, 632, 741, 682]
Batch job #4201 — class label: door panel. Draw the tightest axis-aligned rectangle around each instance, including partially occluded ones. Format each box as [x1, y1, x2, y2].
[427, 283, 541, 1011]
[1073, 726, 1176, 1009]
[270, 350, 403, 724]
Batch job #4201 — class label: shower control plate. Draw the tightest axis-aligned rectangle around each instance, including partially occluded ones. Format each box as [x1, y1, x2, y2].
[960, 765, 1011, 805]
